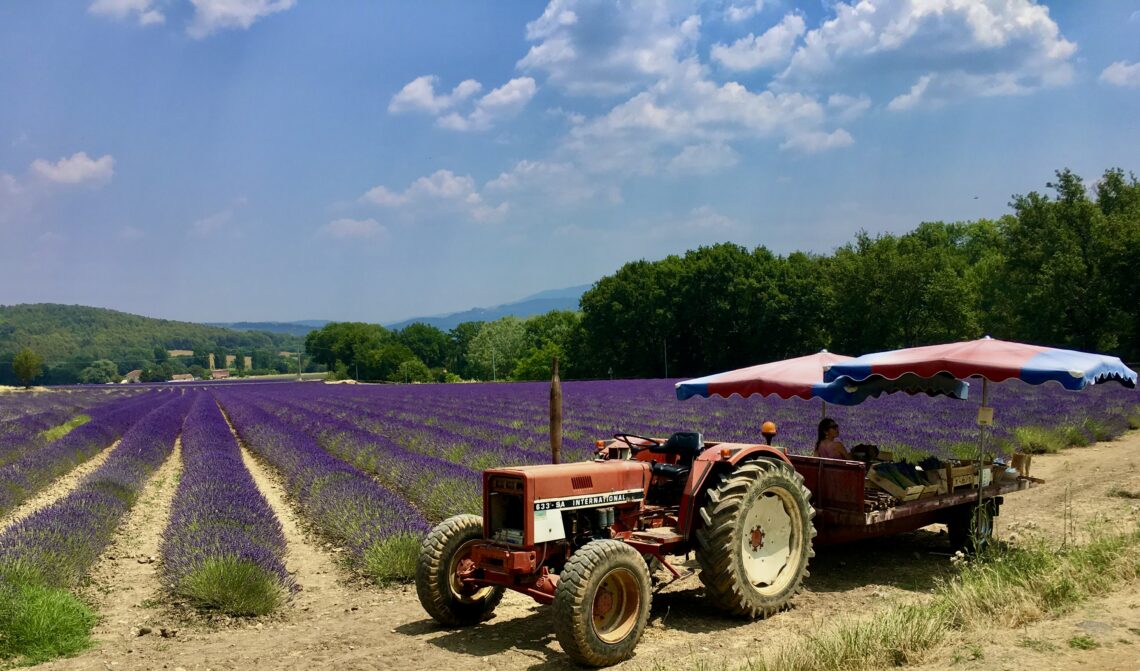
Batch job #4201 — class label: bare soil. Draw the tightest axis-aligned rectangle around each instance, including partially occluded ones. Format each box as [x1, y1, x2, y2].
[30, 431, 1140, 671]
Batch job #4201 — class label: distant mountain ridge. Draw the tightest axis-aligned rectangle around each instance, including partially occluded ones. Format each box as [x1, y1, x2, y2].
[384, 284, 590, 332]
[206, 320, 330, 337]
[212, 284, 591, 335]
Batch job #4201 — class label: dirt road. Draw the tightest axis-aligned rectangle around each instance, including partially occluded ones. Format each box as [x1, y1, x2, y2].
[34, 431, 1140, 671]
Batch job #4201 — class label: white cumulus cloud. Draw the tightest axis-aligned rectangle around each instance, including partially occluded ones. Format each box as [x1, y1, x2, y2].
[188, 0, 295, 38]
[486, 160, 621, 205]
[30, 152, 115, 185]
[518, 0, 702, 96]
[88, 0, 164, 25]
[724, 1, 765, 23]
[780, 129, 854, 153]
[827, 93, 871, 121]
[667, 142, 740, 175]
[360, 170, 509, 222]
[319, 218, 385, 240]
[780, 0, 1076, 108]
[711, 13, 805, 71]
[389, 76, 483, 115]
[1100, 61, 1140, 88]
[391, 76, 536, 132]
[437, 78, 537, 132]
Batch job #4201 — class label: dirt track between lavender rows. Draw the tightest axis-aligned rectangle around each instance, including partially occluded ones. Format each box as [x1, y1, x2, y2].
[30, 430, 1140, 671]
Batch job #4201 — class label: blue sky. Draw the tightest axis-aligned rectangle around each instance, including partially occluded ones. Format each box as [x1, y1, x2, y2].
[1, 1, 1138, 324]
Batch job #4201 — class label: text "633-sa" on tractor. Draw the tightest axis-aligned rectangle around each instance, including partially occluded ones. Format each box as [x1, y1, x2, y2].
[415, 432, 815, 666]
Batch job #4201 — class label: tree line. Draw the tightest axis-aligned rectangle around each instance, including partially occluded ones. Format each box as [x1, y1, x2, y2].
[307, 167, 1140, 382]
[0, 304, 307, 385]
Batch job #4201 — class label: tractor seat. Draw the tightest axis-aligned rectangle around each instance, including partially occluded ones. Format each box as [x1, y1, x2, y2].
[651, 461, 690, 480]
[651, 431, 704, 465]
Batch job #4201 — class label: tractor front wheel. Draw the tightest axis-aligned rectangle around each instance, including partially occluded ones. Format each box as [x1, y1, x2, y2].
[415, 514, 504, 626]
[554, 540, 652, 667]
[695, 459, 815, 618]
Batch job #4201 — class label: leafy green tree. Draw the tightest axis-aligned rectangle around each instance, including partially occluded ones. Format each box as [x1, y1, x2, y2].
[579, 257, 680, 378]
[358, 342, 418, 381]
[80, 359, 120, 384]
[998, 169, 1127, 352]
[12, 348, 43, 388]
[446, 322, 483, 378]
[829, 227, 978, 353]
[511, 342, 564, 381]
[393, 358, 432, 383]
[397, 323, 449, 369]
[304, 322, 389, 372]
[468, 317, 527, 380]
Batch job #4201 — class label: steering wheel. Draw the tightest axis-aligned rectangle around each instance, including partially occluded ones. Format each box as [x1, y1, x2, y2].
[613, 433, 662, 453]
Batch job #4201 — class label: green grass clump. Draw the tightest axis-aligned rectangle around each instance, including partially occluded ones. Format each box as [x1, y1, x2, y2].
[38, 414, 91, 443]
[362, 533, 421, 584]
[1013, 426, 1066, 454]
[744, 529, 1140, 671]
[1067, 634, 1099, 650]
[0, 581, 95, 664]
[1107, 487, 1140, 499]
[175, 558, 283, 616]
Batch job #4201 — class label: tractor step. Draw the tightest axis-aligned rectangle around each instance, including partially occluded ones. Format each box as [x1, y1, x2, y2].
[630, 527, 684, 544]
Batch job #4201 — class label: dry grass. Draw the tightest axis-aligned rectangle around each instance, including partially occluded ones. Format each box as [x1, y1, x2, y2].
[736, 527, 1140, 671]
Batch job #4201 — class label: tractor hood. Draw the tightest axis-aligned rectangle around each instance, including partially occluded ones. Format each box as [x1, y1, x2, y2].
[486, 460, 651, 503]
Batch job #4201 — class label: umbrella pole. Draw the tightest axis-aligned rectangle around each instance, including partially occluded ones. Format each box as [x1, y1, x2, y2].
[974, 378, 990, 547]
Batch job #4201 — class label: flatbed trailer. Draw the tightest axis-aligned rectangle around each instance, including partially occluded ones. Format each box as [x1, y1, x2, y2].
[789, 453, 1038, 546]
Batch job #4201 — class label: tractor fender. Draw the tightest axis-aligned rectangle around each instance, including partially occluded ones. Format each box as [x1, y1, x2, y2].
[677, 444, 791, 535]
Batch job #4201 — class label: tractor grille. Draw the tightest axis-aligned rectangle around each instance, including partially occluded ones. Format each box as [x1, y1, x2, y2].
[571, 475, 594, 490]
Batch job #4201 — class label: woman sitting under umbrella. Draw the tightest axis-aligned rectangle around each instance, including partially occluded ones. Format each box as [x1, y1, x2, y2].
[815, 418, 851, 460]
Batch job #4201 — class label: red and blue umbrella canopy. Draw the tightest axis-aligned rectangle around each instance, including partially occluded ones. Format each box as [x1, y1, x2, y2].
[822, 337, 1137, 390]
[675, 350, 970, 405]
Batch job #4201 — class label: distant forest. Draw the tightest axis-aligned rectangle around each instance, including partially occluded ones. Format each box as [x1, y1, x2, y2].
[304, 167, 1140, 383]
[3, 167, 1137, 386]
[0, 304, 307, 385]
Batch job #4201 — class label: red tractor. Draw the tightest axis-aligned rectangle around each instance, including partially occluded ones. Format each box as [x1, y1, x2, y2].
[415, 432, 815, 666]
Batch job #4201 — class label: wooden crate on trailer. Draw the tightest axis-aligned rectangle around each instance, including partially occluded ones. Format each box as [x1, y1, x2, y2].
[867, 470, 924, 501]
[945, 463, 978, 490]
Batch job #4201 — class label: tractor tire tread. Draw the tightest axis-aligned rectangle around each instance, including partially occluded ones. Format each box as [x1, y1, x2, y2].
[554, 540, 651, 667]
[415, 514, 504, 627]
[695, 459, 815, 619]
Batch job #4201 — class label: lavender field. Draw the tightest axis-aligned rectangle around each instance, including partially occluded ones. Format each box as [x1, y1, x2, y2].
[0, 379, 1137, 661]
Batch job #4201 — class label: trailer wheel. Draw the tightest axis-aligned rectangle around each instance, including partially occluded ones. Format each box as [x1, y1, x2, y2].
[554, 540, 651, 667]
[947, 502, 995, 553]
[415, 514, 504, 626]
[695, 459, 815, 618]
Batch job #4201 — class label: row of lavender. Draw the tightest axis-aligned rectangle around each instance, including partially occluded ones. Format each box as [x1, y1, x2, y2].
[160, 394, 292, 614]
[213, 389, 429, 581]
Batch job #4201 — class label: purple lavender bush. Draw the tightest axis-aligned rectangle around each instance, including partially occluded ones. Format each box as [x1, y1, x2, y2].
[216, 391, 430, 582]
[234, 390, 480, 520]
[161, 394, 291, 615]
[0, 393, 191, 587]
[0, 391, 168, 517]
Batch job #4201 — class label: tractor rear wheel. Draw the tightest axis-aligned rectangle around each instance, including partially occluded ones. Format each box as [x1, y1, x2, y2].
[554, 540, 651, 667]
[415, 514, 504, 626]
[695, 459, 815, 618]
